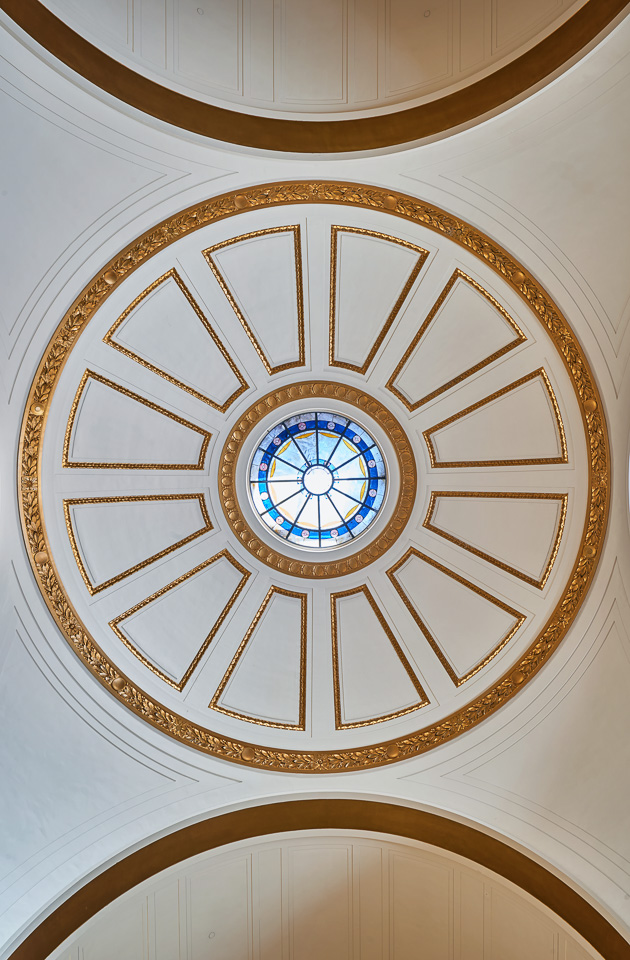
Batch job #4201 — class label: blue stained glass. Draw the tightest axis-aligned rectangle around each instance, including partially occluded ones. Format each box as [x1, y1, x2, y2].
[249, 412, 387, 549]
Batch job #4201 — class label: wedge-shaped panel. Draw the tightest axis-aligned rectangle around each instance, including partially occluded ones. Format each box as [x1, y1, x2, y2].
[331, 585, 428, 728]
[204, 226, 305, 374]
[65, 494, 212, 595]
[63, 371, 211, 469]
[388, 549, 525, 686]
[210, 587, 307, 730]
[424, 369, 568, 467]
[103, 269, 248, 411]
[425, 492, 568, 589]
[109, 551, 250, 690]
[329, 227, 428, 374]
[387, 270, 526, 410]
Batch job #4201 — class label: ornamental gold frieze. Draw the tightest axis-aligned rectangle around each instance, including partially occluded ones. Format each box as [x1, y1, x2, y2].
[18, 181, 609, 772]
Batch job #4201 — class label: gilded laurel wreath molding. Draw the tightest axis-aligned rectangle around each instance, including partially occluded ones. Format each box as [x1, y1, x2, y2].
[19, 181, 609, 772]
[219, 382, 416, 579]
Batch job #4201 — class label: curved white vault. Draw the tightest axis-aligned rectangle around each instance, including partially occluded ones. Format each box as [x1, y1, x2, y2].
[1, 3, 630, 960]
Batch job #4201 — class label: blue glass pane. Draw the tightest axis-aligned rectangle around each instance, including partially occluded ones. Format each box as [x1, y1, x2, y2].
[248, 412, 387, 550]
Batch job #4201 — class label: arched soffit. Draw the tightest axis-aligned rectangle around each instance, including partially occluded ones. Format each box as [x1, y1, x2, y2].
[8, 801, 630, 960]
[19, 182, 610, 772]
[1, 0, 629, 151]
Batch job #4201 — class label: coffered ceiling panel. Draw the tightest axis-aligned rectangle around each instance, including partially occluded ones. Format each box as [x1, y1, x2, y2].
[204, 227, 305, 374]
[109, 550, 249, 689]
[330, 227, 428, 374]
[424, 491, 567, 588]
[424, 370, 567, 467]
[388, 269, 526, 410]
[64, 371, 211, 468]
[332, 585, 428, 728]
[20, 182, 607, 772]
[103, 270, 248, 411]
[64, 493, 211, 594]
[210, 586, 308, 729]
[388, 549, 523, 685]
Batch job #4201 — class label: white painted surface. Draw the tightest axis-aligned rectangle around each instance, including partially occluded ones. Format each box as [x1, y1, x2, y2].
[0, 7, 630, 959]
[39, 0, 585, 118]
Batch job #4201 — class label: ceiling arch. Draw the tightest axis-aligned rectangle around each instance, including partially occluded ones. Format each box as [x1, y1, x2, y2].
[9, 801, 629, 960]
[2, 0, 629, 150]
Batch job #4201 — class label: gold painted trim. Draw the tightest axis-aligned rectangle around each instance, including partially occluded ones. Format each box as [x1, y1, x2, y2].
[386, 269, 527, 410]
[4, 0, 628, 153]
[423, 368, 568, 468]
[331, 585, 428, 727]
[424, 491, 568, 590]
[203, 226, 305, 375]
[63, 370, 211, 470]
[64, 493, 212, 596]
[387, 548, 526, 687]
[109, 550, 251, 691]
[19, 181, 609, 772]
[219, 381, 416, 579]
[9, 801, 629, 960]
[103, 268, 249, 412]
[328, 226, 429, 374]
[209, 586, 308, 730]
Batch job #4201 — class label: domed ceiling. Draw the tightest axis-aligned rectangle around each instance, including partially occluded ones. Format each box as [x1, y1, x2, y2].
[20, 182, 609, 772]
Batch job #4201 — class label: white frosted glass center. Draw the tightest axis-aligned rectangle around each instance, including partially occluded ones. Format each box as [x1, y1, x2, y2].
[303, 465, 333, 495]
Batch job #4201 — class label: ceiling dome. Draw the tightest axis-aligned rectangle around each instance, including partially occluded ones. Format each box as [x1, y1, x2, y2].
[19, 182, 609, 771]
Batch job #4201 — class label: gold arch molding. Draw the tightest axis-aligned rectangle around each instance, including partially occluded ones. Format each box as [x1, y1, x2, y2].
[2, 0, 629, 152]
[7, 801, 630, 960]
[19, 181, 610, 772]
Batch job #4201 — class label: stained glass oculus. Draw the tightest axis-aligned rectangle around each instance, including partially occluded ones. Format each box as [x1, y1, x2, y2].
[249, 412, 387, 549]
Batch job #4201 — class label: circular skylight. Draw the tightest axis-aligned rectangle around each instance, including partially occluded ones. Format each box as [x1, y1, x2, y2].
[248, 412, 387, 549]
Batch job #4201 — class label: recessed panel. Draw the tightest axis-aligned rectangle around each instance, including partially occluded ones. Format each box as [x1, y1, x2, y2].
[64, 372, 209, 469]
[110, 552, 249, 689]
[205, 227, 304, 373]
[426, 492, 567, 588]
[330, 228, 427, 373]
[104, 271, 247, 411]
[388, 270, 525, 409]
[332, 586, 427, 726]
[211, 588, 307, 728]
[66, 494, 210, 593]
[425, 370, 567, 467]
[389, 550, 524, 684]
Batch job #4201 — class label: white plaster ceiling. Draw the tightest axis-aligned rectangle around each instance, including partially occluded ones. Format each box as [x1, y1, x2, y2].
[40, 0, 585, 119]
[45, 831, 603, 960]
[2, 6, 630, 959]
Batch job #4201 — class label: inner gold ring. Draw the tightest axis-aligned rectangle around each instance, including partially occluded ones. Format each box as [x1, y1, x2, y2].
[219, 382, 417, 578]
